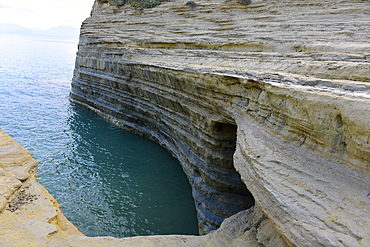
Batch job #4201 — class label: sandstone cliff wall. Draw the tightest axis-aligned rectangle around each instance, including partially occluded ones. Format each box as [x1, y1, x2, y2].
[70, 0, 370, 246]
[2, 0, 368, 246]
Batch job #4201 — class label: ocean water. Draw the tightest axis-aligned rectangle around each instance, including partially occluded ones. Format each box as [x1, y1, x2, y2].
[0, 34, 198, 237]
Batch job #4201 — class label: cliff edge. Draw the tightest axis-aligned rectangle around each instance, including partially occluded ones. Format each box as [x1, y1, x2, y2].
[71, 0, 370, 245]
[1, 0, 369, 246]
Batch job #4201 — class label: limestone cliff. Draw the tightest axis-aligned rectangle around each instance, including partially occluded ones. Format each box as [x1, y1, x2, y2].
[1, 0, 369, 246]
[70, 0, 370, 245]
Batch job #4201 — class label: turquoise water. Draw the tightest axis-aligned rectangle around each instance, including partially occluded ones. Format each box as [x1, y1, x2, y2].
[0, 34, 198, 237]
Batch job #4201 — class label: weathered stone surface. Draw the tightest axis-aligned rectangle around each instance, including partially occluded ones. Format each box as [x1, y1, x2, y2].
[0, 176, 22, 199]
[0, 130, 82, 246]
[3, 159, 38, 182]
[70, 0, 370, 245]
[1, 0, 370, 246]
[0, 195, 7, 212]
[50, 206, 287, 247]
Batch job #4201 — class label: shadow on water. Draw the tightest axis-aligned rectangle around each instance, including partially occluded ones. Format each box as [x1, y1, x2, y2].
[61, 104, 198, 237]
[0, 34, 198, 238]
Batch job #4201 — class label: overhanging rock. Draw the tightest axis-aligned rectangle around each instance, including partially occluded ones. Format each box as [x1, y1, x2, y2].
[70, 0, 370, 245]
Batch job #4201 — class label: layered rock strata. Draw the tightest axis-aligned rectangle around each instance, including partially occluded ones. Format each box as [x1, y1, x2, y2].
[70, 0, 370, 245]
[2, 0, 369, 246]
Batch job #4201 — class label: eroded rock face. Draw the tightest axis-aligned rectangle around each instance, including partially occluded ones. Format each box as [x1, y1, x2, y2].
[70, 0, 370, 245]
[1, 0, 369, 246]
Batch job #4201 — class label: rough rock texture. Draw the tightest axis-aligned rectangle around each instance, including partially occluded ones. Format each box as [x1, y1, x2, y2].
[2, 0, 370, 246]
[0, 129, 84, 246]
[70, 0, 370, 246]
[0, 129, 286, 246]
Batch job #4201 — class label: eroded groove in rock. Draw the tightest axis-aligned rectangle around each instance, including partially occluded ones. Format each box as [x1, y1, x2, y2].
[70, 0, 370, 245]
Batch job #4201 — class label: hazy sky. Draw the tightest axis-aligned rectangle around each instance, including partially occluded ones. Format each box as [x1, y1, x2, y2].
[0, 0, 95, 30]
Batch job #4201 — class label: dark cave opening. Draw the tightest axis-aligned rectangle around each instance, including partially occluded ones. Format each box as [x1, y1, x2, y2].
[209, 121, 255, 221]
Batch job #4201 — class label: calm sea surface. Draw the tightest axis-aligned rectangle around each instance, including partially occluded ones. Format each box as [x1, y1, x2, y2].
[0, 34, 198, 237]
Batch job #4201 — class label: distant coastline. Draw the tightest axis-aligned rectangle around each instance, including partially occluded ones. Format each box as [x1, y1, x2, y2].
[0, 23, 79, 39]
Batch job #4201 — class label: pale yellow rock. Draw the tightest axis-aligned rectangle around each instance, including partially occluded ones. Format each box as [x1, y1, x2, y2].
[0, 135, 13, 146]
[3, 159, 38, 181]
[0, 141, 32, 167]
[2, 0, 370, 246]
[0, 176, 22, 199]
[0, 182, 58, 245]
[0, 130, 80, 246]
[0, 195, 7, 212]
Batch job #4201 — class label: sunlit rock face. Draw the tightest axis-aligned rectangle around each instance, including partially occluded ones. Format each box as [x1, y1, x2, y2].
[70, 0, 370, 245]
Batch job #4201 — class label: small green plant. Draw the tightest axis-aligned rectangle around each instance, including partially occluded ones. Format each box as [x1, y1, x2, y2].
[142, 0, 162, 8]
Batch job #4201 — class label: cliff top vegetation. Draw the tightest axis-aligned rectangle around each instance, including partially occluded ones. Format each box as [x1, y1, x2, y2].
[97, 0, 169, 9]
[97, 0, 251, 10]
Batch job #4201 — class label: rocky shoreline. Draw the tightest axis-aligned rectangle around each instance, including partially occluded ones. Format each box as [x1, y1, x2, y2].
[0, 130, 287, 246]
[1, 0, 369, 246]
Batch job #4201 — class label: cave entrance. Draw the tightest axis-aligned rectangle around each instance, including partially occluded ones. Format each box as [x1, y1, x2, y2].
[211, 121, 255, 202]
[198, 120, 255, 232]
